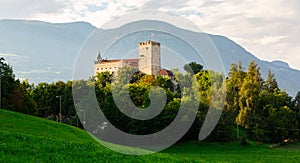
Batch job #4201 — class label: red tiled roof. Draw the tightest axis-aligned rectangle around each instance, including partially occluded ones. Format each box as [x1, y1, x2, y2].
[157, 69, 174, 76]
[95, 59, 139, 64]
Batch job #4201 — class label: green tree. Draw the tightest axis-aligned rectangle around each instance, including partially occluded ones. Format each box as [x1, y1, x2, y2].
[0, 58, 36, 114]
[95, 71, 112, 88]
[237, 61, 264, 142]
[184, 62, 203, 74]
[130, 71, 145, 83]
[0, 57, 17, 110]
[293, 91, 300, 136]
[263, 70, 278, 93]
[195, 70, 211, 107]
[225, 63, 246, 124]
[226, 62, 246, 111]
[267, 106, 298, 143]
[156, 75, 174, 91]
[20, 80, 38, 115]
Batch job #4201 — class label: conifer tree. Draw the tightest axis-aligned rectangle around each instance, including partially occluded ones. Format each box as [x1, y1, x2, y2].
[237, 61, 264, 141]
[263, 70, 278, 93]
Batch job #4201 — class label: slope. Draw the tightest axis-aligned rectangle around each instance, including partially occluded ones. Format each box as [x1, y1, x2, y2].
[1, 109, 300, 162]
[0, 109, 173, 162]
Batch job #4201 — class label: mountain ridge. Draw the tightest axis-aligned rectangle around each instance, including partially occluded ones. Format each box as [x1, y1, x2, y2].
[0, 19, 299, 96]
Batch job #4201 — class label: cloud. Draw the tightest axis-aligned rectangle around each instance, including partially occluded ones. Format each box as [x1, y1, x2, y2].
[141, 0, 190, 9]
[0, 0, 66, 18]
[185, 0, 300, 69]
[85, 3, 108, 12]
[260, 36, 287, 45]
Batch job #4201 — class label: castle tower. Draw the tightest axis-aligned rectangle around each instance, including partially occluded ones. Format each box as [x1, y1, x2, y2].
[138, 40, 161, 75]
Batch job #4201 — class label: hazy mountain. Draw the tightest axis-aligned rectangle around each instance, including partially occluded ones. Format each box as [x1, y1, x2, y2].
[0, 19, 96, 82]
[0, 19, 299, 96]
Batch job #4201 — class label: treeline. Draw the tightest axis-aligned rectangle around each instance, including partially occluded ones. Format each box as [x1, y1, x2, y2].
[0, 58, 78, 126]
[2, 57, 300, 144]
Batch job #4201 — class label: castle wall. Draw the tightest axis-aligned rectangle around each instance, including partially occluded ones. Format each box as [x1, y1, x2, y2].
[94, 59, 139, 75]
[94, 60, 121, 75]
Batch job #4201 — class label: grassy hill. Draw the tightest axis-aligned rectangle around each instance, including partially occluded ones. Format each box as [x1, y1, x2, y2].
[1, 109, 300, 162]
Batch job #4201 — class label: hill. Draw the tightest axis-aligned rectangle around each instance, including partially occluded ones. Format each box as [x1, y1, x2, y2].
[0, 19, 299, 96]
[0, 109, 172, 162]
[1, 109, 300, 162]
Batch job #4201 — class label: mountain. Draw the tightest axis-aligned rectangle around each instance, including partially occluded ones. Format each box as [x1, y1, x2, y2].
[0, 19, 299, 96]
[0, 19, 96, 82]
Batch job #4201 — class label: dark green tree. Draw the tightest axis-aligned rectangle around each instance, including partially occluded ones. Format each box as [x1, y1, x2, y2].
[293, 91, 300, 136]
[184, 61, 203, 74]
[263, 70, 278, 93]
[0, 58, 37, 114]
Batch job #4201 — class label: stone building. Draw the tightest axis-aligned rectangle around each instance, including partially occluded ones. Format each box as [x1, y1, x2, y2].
[94, 53, 138, 75]
[94, 40, 161, 76]
[138, 40, 161, 75]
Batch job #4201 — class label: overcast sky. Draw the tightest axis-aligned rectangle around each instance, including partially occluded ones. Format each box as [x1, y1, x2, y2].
[1, 0, 299, 70]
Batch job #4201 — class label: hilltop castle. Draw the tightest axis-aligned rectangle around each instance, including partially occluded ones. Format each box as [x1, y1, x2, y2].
[94, 40, 169, 76]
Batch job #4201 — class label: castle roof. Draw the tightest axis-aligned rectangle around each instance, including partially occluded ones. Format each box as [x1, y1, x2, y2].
[94, 59, 139, 64]
[157, 69, 174, 77]
[94, 59, 120, 64]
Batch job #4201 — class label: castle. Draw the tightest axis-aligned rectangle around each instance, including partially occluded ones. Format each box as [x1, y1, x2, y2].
[94, 40, 171, 77]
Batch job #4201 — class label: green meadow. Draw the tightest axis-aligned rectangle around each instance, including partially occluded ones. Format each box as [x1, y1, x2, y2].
[1, 109, 300, 162]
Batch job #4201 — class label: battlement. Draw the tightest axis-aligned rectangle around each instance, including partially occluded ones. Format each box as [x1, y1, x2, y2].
[139, 40, 160, 46]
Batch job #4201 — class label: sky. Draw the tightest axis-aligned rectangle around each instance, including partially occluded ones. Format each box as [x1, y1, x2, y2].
[0, 0, 299, 70]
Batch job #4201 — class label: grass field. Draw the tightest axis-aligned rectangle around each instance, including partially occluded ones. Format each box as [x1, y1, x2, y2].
[1, 109, 300, 162]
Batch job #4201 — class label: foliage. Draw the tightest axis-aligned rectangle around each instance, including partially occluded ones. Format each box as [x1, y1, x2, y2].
[0, 58, 37, 115]
[1, 58, 300, 144]
[183, 61, 203, 74]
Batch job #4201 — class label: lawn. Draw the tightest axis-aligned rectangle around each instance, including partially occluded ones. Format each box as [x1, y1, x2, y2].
[1, 109, 299, 162]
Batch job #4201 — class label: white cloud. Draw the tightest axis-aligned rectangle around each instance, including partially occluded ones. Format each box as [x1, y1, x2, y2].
[260, 36, 287, 45]
[0, 0, 67, 18]
[0, 0, 299, 70]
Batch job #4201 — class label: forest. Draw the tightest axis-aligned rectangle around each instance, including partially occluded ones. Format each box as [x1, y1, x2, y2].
[1, 57, 300, 144]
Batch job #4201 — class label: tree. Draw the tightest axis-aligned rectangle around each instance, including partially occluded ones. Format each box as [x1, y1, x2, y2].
[263, 70, 278, 93]
[237, 61, 264, 142]
[156, 75, 174, 91]
[195, 70, 211, 107]
[0, 58, 38, 115]
[226, 62, 246, 121]
[293, 91, 300, 136]
[184, 62, 203, 74]
[20, 80, 38, 115]
[130, 71, 145, 83]
[95, 71, 112, 88]
[266, 106, 298, 143]
[0, 58, 16, 109]
[293, 91, 300, 112]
